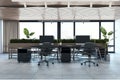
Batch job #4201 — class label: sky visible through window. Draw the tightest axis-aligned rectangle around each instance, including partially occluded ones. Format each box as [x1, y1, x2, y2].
[19, 22, 43, 39]
[19, 22, 114, 40]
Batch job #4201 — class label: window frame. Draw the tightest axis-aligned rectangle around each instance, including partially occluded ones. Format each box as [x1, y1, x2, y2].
[19, 20, 115, 53]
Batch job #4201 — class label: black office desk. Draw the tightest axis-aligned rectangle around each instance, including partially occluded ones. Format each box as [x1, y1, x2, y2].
[32, 43, 82, 62]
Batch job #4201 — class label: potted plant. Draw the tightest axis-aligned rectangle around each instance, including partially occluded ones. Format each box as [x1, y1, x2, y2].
[24, 28, 35, 39]
[100, 26, 114, 56]
[100, 26, 113, 43]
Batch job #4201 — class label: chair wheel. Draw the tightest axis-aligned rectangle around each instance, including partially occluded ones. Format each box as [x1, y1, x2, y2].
[88, 65, 90, 67]
[84, 63, 86, 65]
[96, 64, 99, 66]
[38, 64, 40, 66]
[38, 63, 40, 66]
[81, 63, 83, 65]
[52, 62, 54, 64]
[46, 62, 49, 66]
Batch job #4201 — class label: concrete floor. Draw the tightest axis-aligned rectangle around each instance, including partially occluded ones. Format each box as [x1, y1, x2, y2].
[0, 53, 120, 80]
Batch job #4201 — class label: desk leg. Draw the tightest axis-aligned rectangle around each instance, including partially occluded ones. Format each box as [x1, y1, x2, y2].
[8, 49, 12, 59]
[57, 48, 61, 62]
[72, 48, 75, 61]
[40, 54, 43, 60]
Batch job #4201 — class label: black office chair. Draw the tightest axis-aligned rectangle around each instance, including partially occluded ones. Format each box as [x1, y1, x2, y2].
[81, 42, 99, 67]
[73, 35, 90, 61]
[38, 42, 54, 66]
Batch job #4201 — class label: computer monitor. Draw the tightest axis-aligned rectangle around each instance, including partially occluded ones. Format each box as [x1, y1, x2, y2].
[75, 35, 90, 43]
[39, 36, 54, 43]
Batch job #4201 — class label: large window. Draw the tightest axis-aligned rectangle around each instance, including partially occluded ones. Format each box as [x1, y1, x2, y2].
[101, 22, 114, 45]
[45, 22, 57, 39]
[61, 22, 74, 39]
[19, 21, 115, 52]
[19, 22, 43, 39]
[75, 22, 99, 39]
[101, 22, 114, 52]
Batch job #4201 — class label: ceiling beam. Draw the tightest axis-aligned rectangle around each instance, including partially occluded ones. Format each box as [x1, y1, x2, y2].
[90, 2, 93, 8]
[44, 2, 47, 8]
[23, 3, 27, 8]
[67, 2, 70, 8]
[109, 2, 112, 7]
[12, 0, 120, 2]
[11, 0, 119, 8]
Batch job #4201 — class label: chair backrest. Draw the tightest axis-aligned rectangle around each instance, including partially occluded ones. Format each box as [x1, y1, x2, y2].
[75, 35, 90, 50]
[39, 36, 54, 43]
[40, 42, 53, 56]
[75, 35, 90, 44]
[84, 42, 96, 54]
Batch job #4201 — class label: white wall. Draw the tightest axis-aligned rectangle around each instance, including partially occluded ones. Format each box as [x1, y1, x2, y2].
[0, 20, 3, 53]
[115, 19, 120, 53]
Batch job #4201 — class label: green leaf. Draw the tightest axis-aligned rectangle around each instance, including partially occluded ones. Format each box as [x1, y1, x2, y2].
[108, 31, 113, 35]
[23, 28, 35, 39]
[29, 32, 35, 36]
[100, 27, 107, 35]
[24, 28, 29, 36]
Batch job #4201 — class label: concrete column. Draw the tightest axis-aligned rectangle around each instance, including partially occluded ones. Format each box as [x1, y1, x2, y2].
[0, 20, 3, 53]
[115, 19, 120, 53]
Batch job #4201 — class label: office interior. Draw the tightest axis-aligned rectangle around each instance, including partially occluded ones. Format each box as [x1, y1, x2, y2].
[0, 0, 120, 80]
